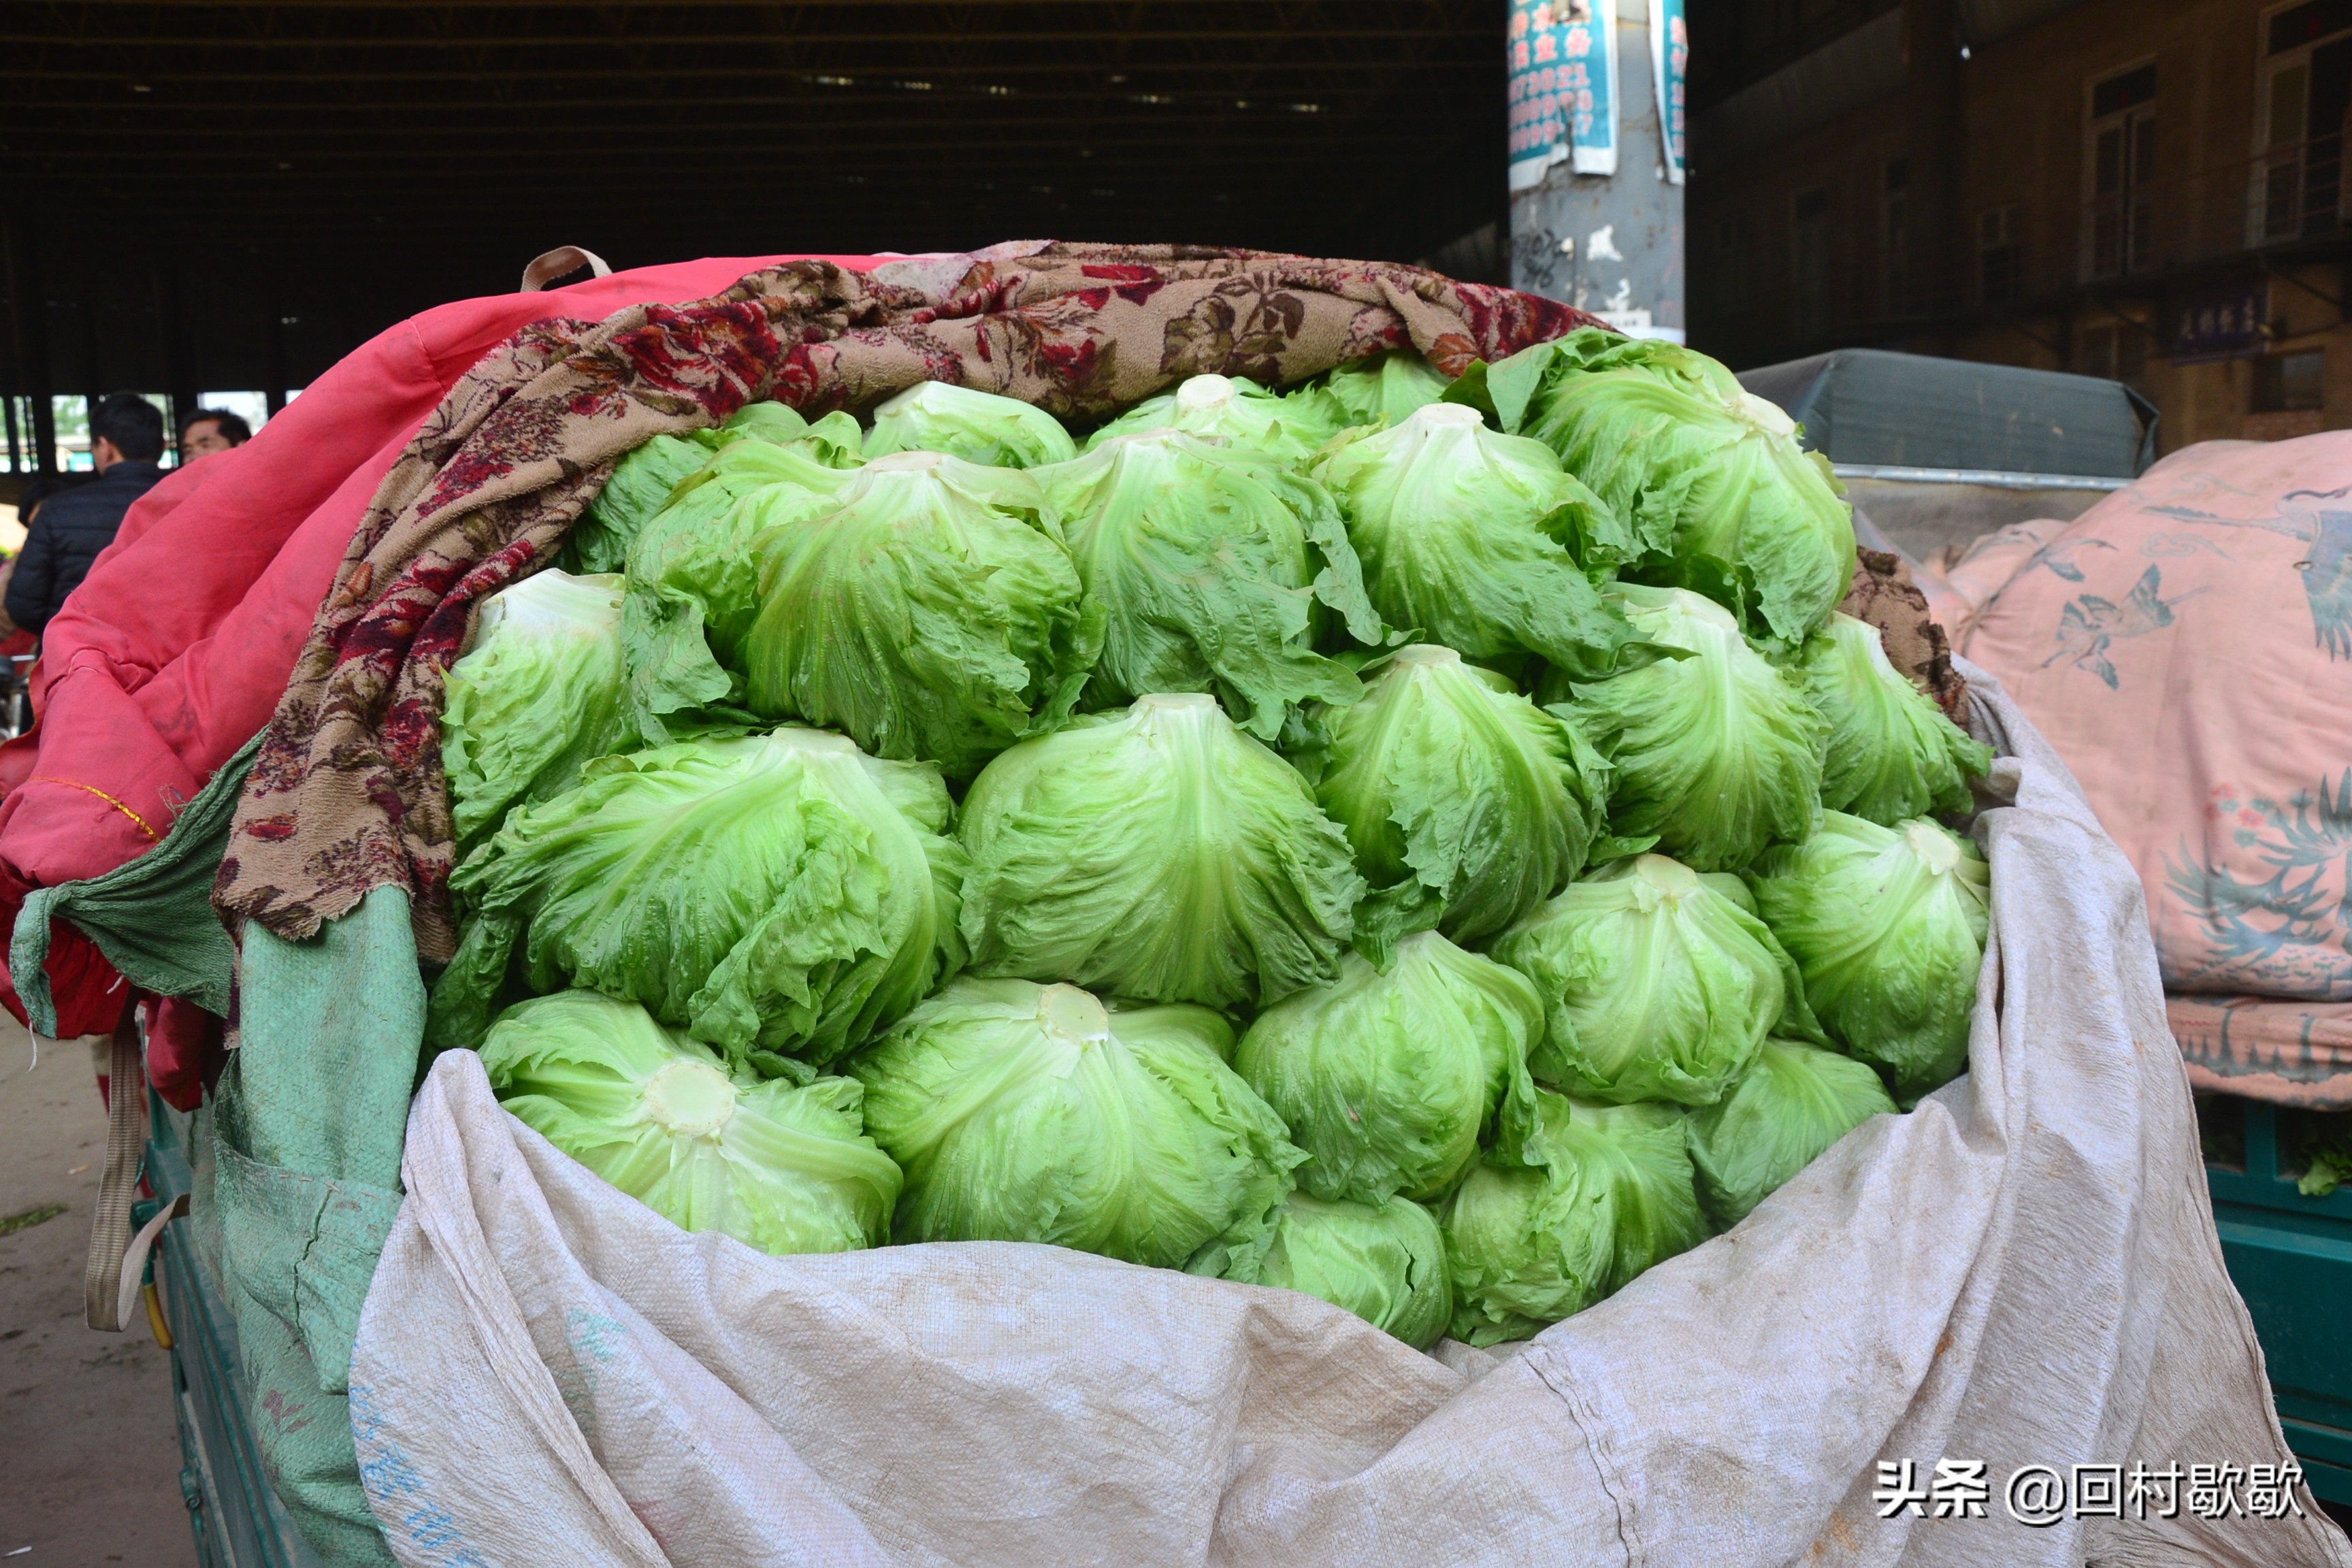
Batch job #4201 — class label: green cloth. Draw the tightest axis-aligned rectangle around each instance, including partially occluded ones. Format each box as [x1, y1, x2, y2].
[211, 883, 421, 1568]
[10, 730, 263, 1034]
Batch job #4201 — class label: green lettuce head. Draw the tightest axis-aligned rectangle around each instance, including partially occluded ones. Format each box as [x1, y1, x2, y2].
[1548, 583, 1823, 872]
[572, 435, 704, 576]
[621, 427, 863, 736]
[862, 380, 1079, 469]
[1488, 328, 1855, 644]
[480, 989, 902, 1255]
[1085, 373, 1345, 466]
[852, 977, 1303, 1268]
[1037, 431, 1384, 740]
[1748, 813, 1990, 1100]
[958, 692, 1365, 1009]
[1685, 1036, 1897, 1228]
[741, 450, 1104, 777]
[1490, 852, 1816, 1106]
[1320, 350, 1452, 429]
[442, 568, 637, 853]
[1442, 1092, 1705, 1345]
[1318, 643, 1614, 949]
[569, 400, 842, 575]
[1190, 1191, 1452, 1349]
[431, 725, 966, 1077]
[1800, 613, 1991, 825]
[1235, 930, 1541, 1205]
[1314, 403, 1638, 679]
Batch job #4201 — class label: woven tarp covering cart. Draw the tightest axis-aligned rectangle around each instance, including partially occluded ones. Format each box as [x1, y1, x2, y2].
[10, 246, 2346, 1567]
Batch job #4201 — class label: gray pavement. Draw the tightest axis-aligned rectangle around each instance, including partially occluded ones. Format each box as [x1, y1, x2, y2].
[0, 1034, 196, 1564]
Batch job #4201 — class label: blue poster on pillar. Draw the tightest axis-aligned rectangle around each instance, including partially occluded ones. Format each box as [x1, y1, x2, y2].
[1651, 0, 1686, 184]
[1507, 0, 1618, 192]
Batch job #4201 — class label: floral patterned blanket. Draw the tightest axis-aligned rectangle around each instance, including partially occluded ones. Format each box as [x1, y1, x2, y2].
[1956, 432, 2352, 1014]
[211, 244, 1595, 959]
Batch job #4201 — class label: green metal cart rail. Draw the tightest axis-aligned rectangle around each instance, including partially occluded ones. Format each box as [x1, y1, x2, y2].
[137, 1088, 325, 1568]
[2203, 1094, 2352, 1507]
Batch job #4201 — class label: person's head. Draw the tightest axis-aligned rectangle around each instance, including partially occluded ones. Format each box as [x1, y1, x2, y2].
[14, 479, 57, 529]
[88, 394, 164, 472]
[178, 408, 252, 463]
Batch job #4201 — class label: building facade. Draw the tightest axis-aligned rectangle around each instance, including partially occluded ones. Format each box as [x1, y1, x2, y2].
[1688, 0, 2352, 453]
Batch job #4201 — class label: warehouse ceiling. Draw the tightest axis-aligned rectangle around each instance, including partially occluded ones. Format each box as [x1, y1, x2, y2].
[1, 0, 1507, 399]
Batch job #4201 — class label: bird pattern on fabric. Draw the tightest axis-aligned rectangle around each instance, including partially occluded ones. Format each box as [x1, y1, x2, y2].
[2042, 564, 2206, 690]
[2143, 480, 2352, 662]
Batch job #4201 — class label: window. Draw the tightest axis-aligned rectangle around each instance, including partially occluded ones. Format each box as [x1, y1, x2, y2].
[2085, 63, 2157, 278]
[2272, 0, 2352, 58]
[2253, 348, 2326, 410]
[2259, 3, 2352, 241]
[1792, 187, 1829, 339]
[1, 397, 28, 475]
[1882, 158, 1910, 316]
[2080, 319, 2149, 386]
[1979, 204, 2024, 304]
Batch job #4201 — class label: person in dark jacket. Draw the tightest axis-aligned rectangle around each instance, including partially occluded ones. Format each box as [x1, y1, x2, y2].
[5, 393, 165, 636]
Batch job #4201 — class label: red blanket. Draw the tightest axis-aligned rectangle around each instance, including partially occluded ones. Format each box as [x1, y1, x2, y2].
[0, 253, 884, 1055]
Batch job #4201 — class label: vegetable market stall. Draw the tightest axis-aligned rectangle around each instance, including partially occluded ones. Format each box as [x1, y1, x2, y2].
[8, 245, 2343, 1567]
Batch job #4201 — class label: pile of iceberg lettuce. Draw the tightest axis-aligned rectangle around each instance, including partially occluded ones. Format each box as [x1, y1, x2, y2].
[429, 331, 1995, 1350]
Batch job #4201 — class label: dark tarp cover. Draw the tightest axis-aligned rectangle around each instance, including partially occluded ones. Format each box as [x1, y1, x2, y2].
[1735, 348, 2157, 478]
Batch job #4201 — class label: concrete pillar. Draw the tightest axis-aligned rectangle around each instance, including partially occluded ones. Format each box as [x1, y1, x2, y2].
[1510, 0, 1686, 340]
[4, 222, 57, 480]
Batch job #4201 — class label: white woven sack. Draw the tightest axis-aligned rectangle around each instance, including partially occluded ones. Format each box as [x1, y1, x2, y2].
[348, 664, 2352, 1567]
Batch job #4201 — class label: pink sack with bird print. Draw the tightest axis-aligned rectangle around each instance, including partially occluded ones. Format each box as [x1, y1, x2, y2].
[1956, 432, 2352, 1105]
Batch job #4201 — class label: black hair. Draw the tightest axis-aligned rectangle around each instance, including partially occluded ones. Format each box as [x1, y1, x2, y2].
[181, 408, 252, 446]
[14, 478, 60, 525]
[89, 393, 165, 462]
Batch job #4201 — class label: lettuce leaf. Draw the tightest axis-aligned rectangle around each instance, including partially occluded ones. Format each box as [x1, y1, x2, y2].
[482, 988, 902, 1254]
[742, 451, 1104, 777]
[443, 568, 636, 853]
[1801, 612, 1991, 825]
[1315, 404, 1639, 679]
[957, 693, 1365, 1009]
[1490, 851, 1821, 1106]
[1548, 584, 1823, 872]
[863, 380, 1079, 468]
[1318, 643, 1615, 949]
[1319, 350, 1453, 429]
[1441, 1091, 1703, 1345]
[1190, 1190, 1452, 1348]
[1684, 1036, 1895, 1228]
[1085, 373, 1345, 466]
[431, 725, 966, 1077]
[1490, 328, 1856, 644]
[1747, 813, 1990, 1100]
[619, 424, 863, 738]
[853, 977, 1303, 1269]
[1236, 930, 1542, 1205]
[570, 400, 849, 575]
[1039, 431, 1382, 740]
